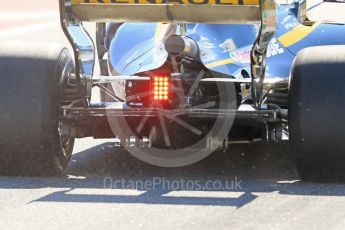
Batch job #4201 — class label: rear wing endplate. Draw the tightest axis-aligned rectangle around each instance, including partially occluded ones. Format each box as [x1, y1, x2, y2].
[59, 0, 277, 108]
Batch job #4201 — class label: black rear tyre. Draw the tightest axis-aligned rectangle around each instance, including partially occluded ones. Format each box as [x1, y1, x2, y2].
[0, 42, 75, 176]
[289, 45, 345, 182]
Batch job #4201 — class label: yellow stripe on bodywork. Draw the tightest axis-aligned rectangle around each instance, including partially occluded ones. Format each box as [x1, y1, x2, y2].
[207, 22, 321, 69]
[71, 0, 260, 5]
[154, 23, 170, 44]
[278, 22, 321, 48]
[205, 58, 235, 68]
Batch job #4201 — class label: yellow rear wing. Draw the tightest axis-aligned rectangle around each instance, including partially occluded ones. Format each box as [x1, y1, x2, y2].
[69, 0, 261, 24]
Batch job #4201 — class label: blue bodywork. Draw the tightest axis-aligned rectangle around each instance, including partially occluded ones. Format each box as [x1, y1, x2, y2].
[108, 0, 345, 79]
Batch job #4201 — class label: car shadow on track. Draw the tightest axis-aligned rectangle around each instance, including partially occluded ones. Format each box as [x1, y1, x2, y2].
[2, 141, 345, 208]
[66, 141, 295, 181]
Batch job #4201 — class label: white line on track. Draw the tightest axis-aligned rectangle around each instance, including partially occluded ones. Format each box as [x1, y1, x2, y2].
[0, 20, 59, 39]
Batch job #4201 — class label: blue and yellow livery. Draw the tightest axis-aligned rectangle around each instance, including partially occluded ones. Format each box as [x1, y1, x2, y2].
[105, 0, 345, 79]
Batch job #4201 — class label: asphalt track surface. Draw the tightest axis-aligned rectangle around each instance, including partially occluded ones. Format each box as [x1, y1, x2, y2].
[1, 1, 345, 230]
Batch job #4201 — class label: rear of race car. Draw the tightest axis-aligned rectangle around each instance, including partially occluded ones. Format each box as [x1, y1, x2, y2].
[0, 0, 283, 174]
[2, 0, 345, 182]
[56, 0, 284, 163]
[56, 0, 345, 180]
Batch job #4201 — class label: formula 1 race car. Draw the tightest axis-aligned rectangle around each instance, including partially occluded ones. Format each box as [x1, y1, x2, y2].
[1, 0, 345, 182]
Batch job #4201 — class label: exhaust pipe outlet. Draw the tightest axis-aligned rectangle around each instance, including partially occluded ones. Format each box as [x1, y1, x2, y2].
[164, 35, 199, 59]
